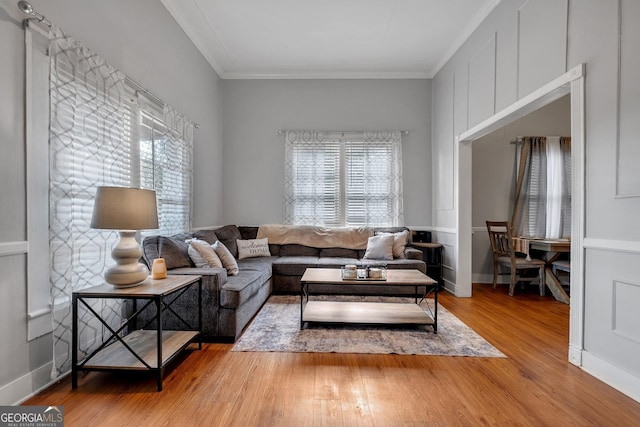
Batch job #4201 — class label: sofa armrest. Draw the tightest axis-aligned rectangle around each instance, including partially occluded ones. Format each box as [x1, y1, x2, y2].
[169, 267, 228, 287]
[405, 247, 423, 261]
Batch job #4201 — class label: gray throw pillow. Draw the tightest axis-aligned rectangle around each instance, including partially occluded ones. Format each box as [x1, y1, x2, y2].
[363, 234, 395, 260]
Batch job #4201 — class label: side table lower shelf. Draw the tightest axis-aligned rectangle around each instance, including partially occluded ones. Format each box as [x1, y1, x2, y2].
[82, 330, 199, 369]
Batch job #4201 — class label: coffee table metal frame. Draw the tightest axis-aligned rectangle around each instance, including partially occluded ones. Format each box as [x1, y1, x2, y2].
[300, 268, 438, 333]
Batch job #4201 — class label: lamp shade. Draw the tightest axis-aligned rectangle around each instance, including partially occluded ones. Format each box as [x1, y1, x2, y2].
[91, 186, 159, 230]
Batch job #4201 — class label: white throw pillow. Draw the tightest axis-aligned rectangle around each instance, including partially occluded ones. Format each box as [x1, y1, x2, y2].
[363, 234, 395, 260]
[186, 238, 223, 269]
[377, 230, 409, 259]
[187, 244, 209, 268]
[237, 238, 271, 260]
[213, 240, 239, 275]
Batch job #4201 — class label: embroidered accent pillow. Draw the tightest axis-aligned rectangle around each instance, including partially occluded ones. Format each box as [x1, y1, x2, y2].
[237, 238, 271, 260]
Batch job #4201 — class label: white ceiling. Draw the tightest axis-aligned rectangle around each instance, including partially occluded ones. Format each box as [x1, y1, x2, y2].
[161, 0, 501, 79]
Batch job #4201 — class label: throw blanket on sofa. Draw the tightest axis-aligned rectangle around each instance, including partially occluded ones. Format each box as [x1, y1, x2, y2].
[257, 224, 373, 250]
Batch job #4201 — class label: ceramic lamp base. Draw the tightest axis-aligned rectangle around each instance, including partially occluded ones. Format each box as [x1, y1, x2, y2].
[105, 230, 149, 288]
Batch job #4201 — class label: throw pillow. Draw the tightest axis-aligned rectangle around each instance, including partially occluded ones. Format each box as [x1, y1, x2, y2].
[187, 238, 223, 269]
[213, 225, 243, 258]
[377, 230, 409, 259]
[363, 234, 395, 260]
[150, 236, 191, 269]
[187, 245, 209, 268]
[213, 240, 239, 275]
[237, 238, 271, 260]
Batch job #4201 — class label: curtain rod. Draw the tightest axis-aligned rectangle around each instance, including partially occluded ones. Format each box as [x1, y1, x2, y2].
[18, 0, 200, 130]
[277, 130, 409, 136]
[510, 135, 568, 144]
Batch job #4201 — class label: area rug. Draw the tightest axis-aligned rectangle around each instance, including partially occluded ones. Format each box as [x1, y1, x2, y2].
[232, 295, 505, 358]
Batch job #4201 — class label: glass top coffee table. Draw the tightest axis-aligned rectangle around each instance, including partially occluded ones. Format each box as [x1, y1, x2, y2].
[300, 268, 439, 333]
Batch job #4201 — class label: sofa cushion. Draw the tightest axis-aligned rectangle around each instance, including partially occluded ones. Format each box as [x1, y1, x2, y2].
[316, 257, 366, 268]
[272, 256, 319, 276]
[220, 268, 269, 309]
[280, 244, 319, 257]
[142, 235, 192, 270]
[239, 226, 259, 240]
[319, 247, 359, 258]
[193, 229, 219, 245]
[214, 225, 243, 257]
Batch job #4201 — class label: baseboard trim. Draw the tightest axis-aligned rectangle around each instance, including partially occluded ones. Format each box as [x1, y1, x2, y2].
[0, 362, 55, 405]
[568, 344, 582, 366]
[581, 351, 640, 404]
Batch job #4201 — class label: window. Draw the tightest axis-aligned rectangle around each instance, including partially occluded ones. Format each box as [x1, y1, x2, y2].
[513, 136, 571, 239]
[44, 26, 194, 376]
[284, 131, 404, 227]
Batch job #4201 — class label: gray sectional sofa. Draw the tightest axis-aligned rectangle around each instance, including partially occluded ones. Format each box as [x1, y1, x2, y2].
[133, 224, 426, 342]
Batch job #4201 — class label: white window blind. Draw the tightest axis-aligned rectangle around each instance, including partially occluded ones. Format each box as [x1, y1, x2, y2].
[284, 131, 403, 227]
[47, 26, 194, 377]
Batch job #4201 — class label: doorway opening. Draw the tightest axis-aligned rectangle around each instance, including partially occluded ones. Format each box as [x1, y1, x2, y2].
[456, 64, 586, 366]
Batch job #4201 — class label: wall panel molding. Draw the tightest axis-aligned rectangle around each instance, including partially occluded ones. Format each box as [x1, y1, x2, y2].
[612, 279, 640, 344]
[433, 76, 455, 211]
[0, 241, 28, 257]
[615, 0, 640, 198]
[584, 237, 640, 254]
[467, 33, 497, 128]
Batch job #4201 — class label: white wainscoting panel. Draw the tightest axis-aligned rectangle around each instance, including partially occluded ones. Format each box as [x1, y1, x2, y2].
[433, 77, 455, 211]
[468, 33, 496, 128]
[517, 0, 568, 98]
[584, 248, 640, 379]
[0, 241, 28, 257]
[616, 0, 640, 197]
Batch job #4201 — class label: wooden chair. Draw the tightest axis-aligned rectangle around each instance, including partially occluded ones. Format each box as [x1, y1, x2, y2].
[485, 221, 546, 296]
[552, 259, 571, 289]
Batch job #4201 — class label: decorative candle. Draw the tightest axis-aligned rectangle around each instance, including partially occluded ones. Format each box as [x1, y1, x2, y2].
[152, 258, 167, 279]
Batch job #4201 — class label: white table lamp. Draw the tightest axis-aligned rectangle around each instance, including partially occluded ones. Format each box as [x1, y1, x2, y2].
[91, 186, 159, 287]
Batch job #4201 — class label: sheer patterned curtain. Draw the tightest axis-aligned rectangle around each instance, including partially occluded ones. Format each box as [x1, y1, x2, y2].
[511, 136, 571, 239]
[284, 130, 403, 226]
[48, 26, 194, 377]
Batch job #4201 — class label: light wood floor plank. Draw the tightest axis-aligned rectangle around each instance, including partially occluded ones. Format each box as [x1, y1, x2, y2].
[24, 284, 640, 426]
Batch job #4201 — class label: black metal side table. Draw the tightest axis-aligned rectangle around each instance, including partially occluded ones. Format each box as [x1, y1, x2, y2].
[71, 274, 202, 391]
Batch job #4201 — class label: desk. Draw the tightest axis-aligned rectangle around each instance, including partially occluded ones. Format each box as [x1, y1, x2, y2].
[512, 237, 570, 304]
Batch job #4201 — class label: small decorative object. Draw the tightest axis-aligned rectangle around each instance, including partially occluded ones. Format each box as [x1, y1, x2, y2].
[152, 258, 167, 279]
[91, 186, 159, 288]
[369, 267, 383, 279]
[342, 264, 357, 280]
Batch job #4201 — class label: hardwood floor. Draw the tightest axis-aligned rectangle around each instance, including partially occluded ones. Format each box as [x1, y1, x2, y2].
[25, 284, 640, 426]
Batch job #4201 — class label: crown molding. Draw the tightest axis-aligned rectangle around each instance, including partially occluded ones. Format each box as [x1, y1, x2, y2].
[221, 70, 431, 80]
[430, 0, 502, 77]
[161, 0, 225, 77]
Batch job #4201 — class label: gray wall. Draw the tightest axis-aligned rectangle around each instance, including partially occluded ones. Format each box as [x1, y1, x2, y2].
[0, 0, 222, 404]
[221, 79, 432, 227]
[432, 0, 640, 399]
[471, 95, 571, 283]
